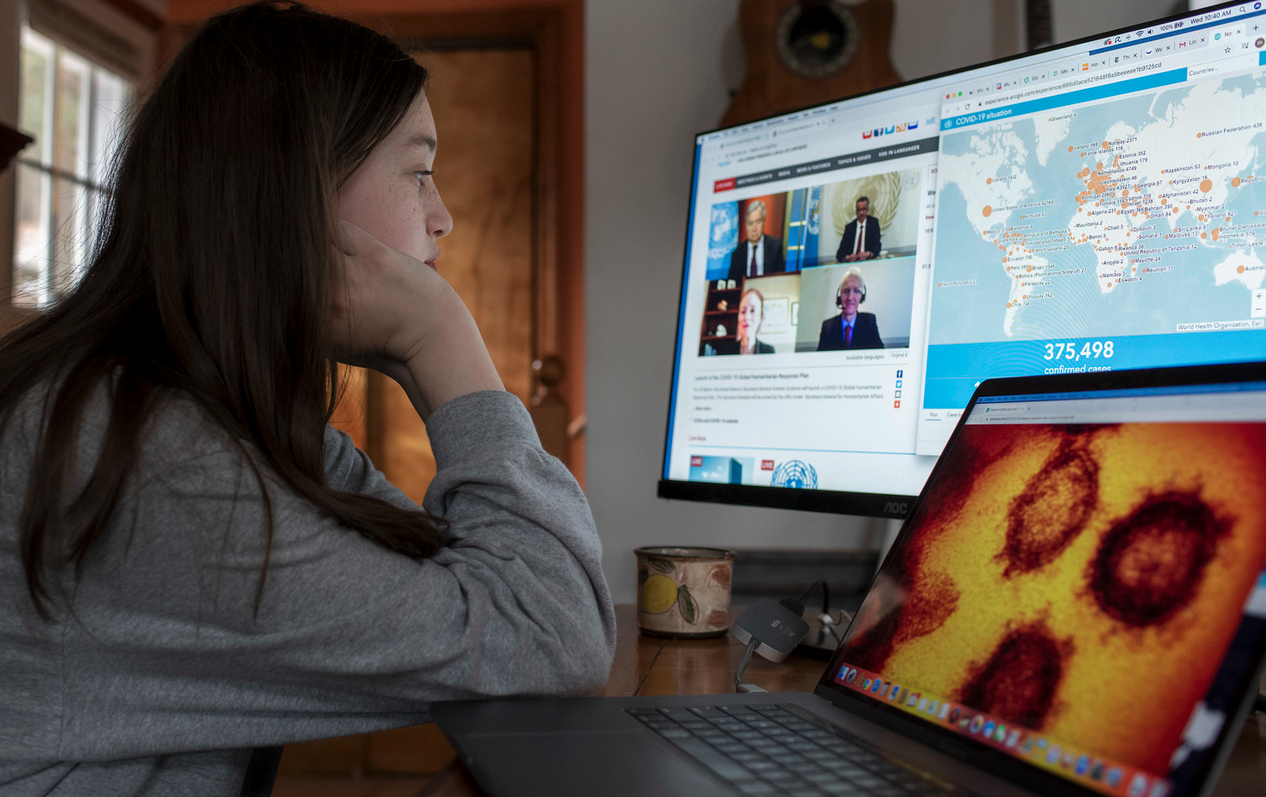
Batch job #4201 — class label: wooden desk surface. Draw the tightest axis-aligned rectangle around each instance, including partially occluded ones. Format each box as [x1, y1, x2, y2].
[425, 605, 1266, 796]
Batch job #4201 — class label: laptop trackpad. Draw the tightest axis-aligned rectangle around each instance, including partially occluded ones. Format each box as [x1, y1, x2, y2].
[462, 729, 736, 797]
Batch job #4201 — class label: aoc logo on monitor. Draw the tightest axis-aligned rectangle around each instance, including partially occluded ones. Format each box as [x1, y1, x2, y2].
[771, 460, 818, 489]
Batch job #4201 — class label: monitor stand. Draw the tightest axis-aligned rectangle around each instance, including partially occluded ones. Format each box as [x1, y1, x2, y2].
[793, 519, 904, 661]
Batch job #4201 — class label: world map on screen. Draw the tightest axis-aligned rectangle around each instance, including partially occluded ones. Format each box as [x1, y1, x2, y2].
[930, 72, 1266, 346]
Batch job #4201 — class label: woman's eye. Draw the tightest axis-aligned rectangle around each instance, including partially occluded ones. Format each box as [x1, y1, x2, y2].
[413, 170, 433, 184]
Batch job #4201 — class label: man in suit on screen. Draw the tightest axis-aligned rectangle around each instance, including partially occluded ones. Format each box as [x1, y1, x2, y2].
[727, 200, 785, 282]
[818, 268, 884, 351]
[836, 196, 881, 262]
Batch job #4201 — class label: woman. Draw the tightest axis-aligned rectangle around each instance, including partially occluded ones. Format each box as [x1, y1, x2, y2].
[0, 3, 614, 794]
[735, 288, 775, 355]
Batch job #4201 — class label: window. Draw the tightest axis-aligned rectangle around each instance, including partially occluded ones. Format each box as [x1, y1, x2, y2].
[14, 23, 133, 307]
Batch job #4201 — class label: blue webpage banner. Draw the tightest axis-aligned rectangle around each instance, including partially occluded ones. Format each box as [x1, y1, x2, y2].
[923, 330, 1266, 409]
[941, 68, 1189, 132]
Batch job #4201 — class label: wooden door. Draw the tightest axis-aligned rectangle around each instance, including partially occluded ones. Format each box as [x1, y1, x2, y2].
[355, 47, 536, 502]
[283, 46, 537, 779]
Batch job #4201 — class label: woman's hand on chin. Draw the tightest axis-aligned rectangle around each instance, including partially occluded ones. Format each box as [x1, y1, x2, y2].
[333, 220, 503, 419]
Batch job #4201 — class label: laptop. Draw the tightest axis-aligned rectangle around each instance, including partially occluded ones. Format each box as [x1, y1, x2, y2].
[433, 362, 1266, 797]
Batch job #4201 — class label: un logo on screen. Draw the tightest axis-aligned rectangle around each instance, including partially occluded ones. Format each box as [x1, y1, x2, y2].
[708, 203, 738, 261]
[771, 460, 818, 489]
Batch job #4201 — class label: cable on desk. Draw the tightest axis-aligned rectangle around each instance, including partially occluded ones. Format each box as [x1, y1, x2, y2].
[735, 637, 766, 694]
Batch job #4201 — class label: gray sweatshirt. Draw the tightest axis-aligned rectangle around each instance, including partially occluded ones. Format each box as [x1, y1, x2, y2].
[0, 387, 616, 795]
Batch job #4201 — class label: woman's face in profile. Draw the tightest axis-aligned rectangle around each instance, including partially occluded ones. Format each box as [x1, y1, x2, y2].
[338, 95, 454, 269]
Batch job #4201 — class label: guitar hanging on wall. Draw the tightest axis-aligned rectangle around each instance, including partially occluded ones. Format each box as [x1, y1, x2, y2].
[723, 0, 901, 127]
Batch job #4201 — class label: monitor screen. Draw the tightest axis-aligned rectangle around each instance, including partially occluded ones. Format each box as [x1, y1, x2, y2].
[659, 0, 1266, 518]
[826, 372, 1266, 797]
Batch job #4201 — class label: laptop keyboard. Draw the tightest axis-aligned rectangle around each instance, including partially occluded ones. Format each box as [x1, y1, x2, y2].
[626, 703, 966, 797]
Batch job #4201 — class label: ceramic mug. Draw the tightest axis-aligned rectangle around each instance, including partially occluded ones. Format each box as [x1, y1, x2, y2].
[634, 546, 735, 638]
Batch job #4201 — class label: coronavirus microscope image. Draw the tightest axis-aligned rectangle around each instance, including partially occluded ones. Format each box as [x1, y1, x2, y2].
[839, 422, 1266, 774]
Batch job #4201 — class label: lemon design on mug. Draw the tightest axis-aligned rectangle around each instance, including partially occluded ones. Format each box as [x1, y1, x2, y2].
[642, 573, 678, 614]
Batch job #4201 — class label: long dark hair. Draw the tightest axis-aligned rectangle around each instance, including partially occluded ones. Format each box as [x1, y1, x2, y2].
[0, 1, 444, 620]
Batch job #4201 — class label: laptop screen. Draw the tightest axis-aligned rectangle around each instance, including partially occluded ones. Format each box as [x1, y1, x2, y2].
[827, 378, 1266, 797]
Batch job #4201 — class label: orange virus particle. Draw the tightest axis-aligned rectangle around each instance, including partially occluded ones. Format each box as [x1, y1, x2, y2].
[956, 624, 1067, 730]
[1001, 441, 1100, 576]
[1089, 491, 1227, 627]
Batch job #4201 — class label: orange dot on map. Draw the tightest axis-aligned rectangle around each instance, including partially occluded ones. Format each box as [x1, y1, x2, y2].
[1200, 179, 1213, 193]
[1107, 281, 1113, 287]
[1097, 162, 1104, 170]
[986, 178, 993, 185]
[1026, 266, 1032, 272]
[1068, 146, 1074, 152]
[1238, 265, 1246, 274]
[1007, 302, 1012, 308]
[1212, 228, 1221, 241]
[1081, 152, 1086, 158]
[1197, 132, 1203, 138]
[1201, 232, 1207, 239]
[983, 205, 993, 217]
[1233, 177, 1242, 187]
[1102, 141, 1110, 149]
[1199, 214, 1205, 221]
[1161, 197, 1168, 205]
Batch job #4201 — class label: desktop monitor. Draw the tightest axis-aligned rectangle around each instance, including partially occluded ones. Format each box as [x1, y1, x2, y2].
[660, 0, 1266, 519]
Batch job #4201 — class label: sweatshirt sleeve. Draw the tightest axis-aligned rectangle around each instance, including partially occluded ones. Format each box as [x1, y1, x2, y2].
[55, 390, 616, 760]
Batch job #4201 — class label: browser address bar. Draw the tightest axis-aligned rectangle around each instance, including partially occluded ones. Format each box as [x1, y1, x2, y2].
[981, 61, 1167, 108]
